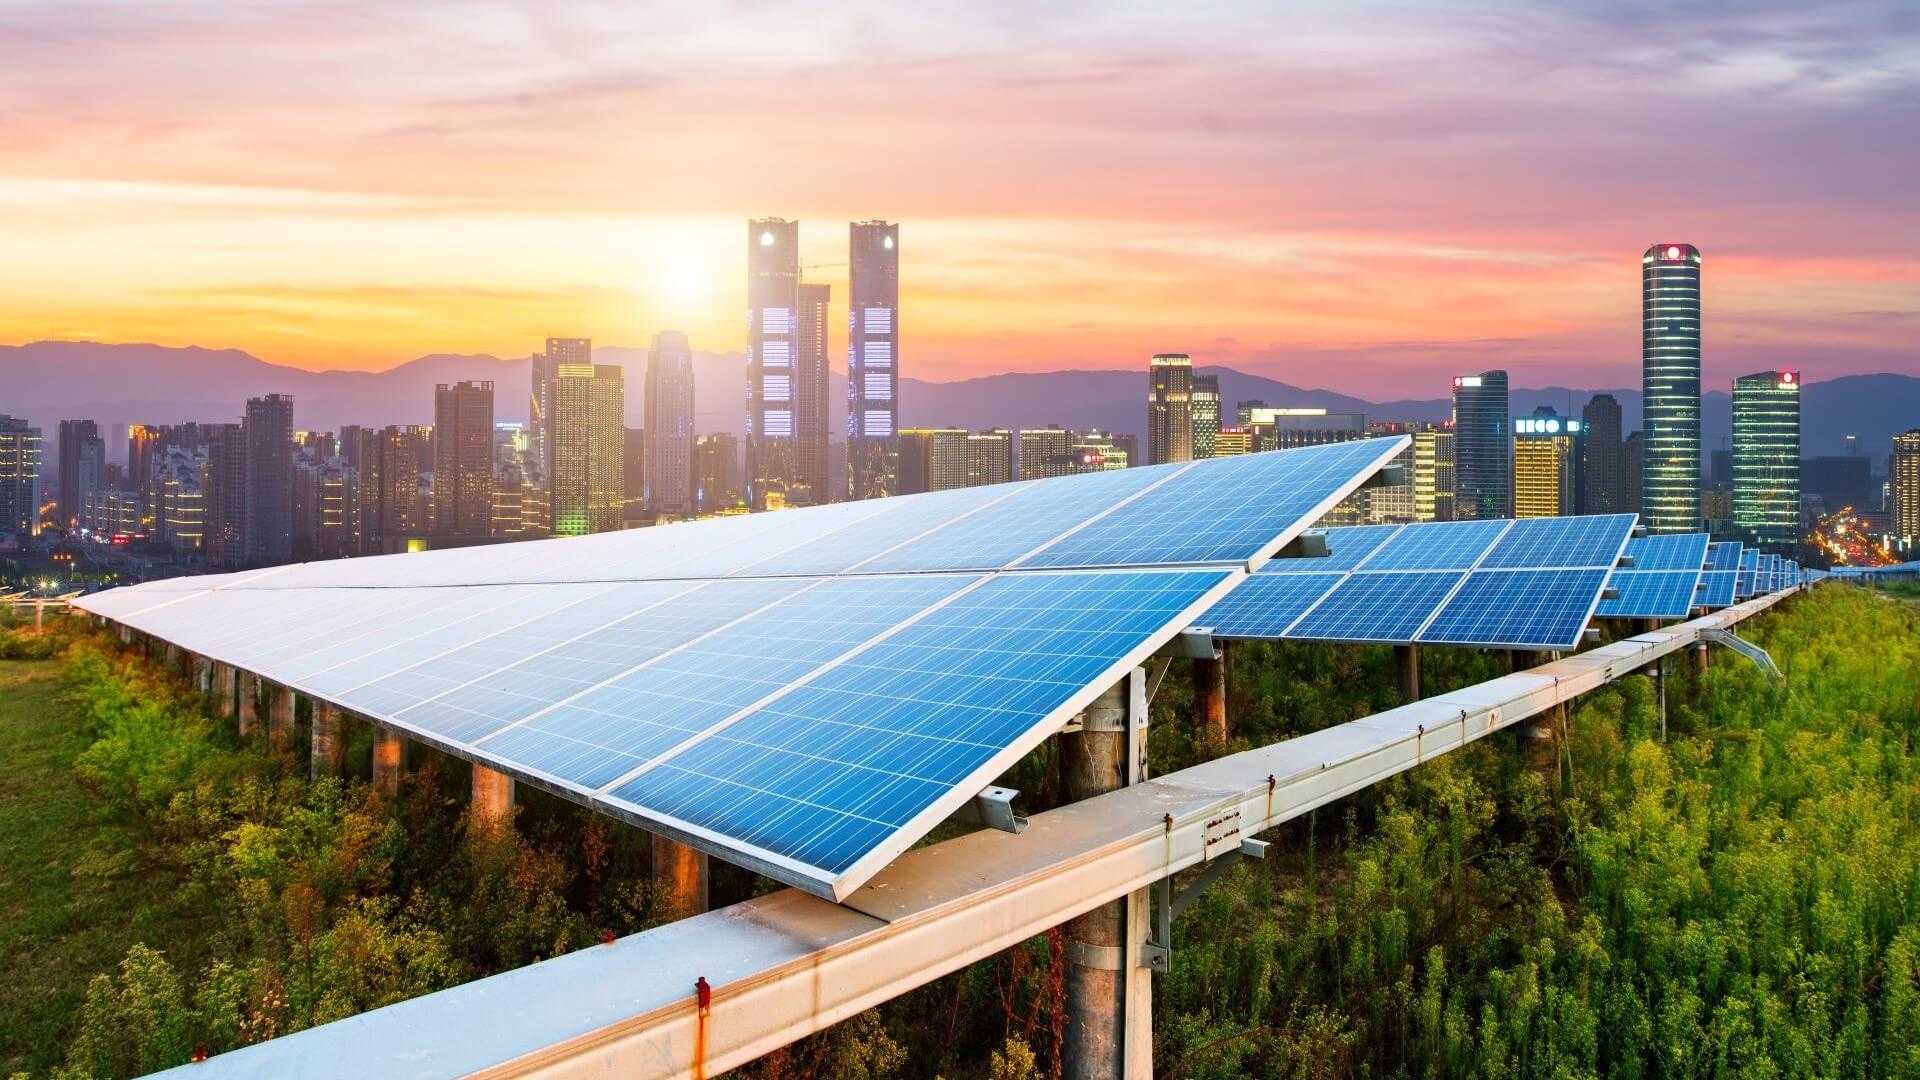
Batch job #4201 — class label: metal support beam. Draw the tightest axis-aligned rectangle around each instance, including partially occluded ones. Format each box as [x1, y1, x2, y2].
[1699, 628, 1782, 682]
[1194, 642, 1228, 752]
[1143, 837, 1269, 972]
[1652, 656, 1667, 740]
[1394, 644, 1420, 703]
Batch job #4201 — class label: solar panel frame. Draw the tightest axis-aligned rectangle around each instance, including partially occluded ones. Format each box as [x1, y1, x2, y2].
[1594, 533, 1709, 619]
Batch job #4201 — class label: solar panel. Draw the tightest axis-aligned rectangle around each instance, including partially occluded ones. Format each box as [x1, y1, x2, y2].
[1736, 550, 1761, 598]
[77, 438, 1404, 901]
[1594, 533, 1709, 619]
[1202, 514, 1635, 648]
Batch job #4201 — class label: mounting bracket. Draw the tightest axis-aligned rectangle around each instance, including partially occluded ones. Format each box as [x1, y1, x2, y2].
[1700, 628, 1782, 682]
[1139, 836, 1270, 971]
[947, 785, 1027, 834]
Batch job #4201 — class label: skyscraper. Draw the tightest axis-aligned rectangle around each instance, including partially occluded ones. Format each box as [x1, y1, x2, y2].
[695, 433, 742, 513]
[1147, 353, 1194, 465]
[1732, 370, 1801, 551]
[0, 415, 41, 538]
[1891, 430, 1920, 542]
[550, 362, 625, 535]
[1191, 374, 1221, 459]
[1581, 394, 1623, 515]
[1412, 428, 1455, 522]
[747, 217, 800, 509]
[244, 394, 294, 564]
[1018, 426, 1075, 480]
[645, 330, 697, 518]
[1452, 371, 1511, 519]
[433, 380, 495, 539]
[967, 430, 1013, 487]
[204, 422, 248, 566]
[1513, 407, 1582, 518]
[897, 428, 970, 494]
[534, 337, 591, 479]
[57, 419, 104, 530]
[1621, 430, 1645, 517]
[794, 282, 832, 504]
[848, 221, 900, 500]
[1642, 243, 1702, 533]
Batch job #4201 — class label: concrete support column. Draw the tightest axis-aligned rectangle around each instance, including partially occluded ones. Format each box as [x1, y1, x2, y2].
[310, 702, 344, 780]
[470, 764, 515, 832]
[1192, 644, 1228, 753]
[1690, 642, 1709, 678]
[1394, 644, 1421, 703]
[651, 835, 710, 920]
[237, 671, 260, 738]
[212, 663, 236, 719]
[163, 642, 182, 675]
[1061, 678, 1149, 1079]
[267, 683, 294, 750]
[372, 728, 406, 801]
[189, 654, 212, 698]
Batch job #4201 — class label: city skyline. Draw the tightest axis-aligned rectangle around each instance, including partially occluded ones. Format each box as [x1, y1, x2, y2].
[1, 5, 1915, 391]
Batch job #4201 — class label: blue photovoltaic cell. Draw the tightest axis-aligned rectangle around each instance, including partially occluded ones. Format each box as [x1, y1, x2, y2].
[1479, 515, 1638, 570]
[1594, 570, 1701, 619]
[1420, 569, 1611, 648]
[388, 577, 819, 746]
[472, 574, 982, 791]
[1017, 440, 1402, 570]
[1619, 532, 1711, 572]
[1198, 572, 1345, 637]
[604, 569, 1230, 876]
[1737, 550, 1760, 598]
[1258, 524, 1404, 573]
[1360, 519, 1513, 571]
[1706, 541, 1744, 572]
[737, 482, 1020, 577]
[1288, 571, 1465, 642]
[1697, 572, 1739, 608]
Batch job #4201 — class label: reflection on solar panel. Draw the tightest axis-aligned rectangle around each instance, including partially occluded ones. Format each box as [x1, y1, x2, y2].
[1595, 533, 1709, 619]
[1697, 542, 1744, 608]
[76, 438, 1405, 900]
[1201, 514, 1636, 649]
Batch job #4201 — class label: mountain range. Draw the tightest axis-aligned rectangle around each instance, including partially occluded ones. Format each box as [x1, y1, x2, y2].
[2, 340, 1913, 462]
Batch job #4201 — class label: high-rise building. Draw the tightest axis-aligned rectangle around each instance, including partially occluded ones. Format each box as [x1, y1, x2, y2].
[1642, 243, 1702, 533]
[967, 429, 1013, 487]
[1891, 430, 1920, 541]
[549, 362, 625, 535]
[1191, 374, 1221, 459]
[1513, 407, 1582, 518]
[1018, 426, 1076, 480]
[1621, 430, 1645, 517]
[491, 457, 550, 540]
[1412, 428, 1455, 522]
[0, 415, 41, 538]
[293, 452, 359, 559]
[153, 447, 206, 551]
[1074, 430, 1132, 471]
[533, 338, 591, 478]
[1147, 353, 1194, 465]
[695, 433, 742, 513]
[56, 419, 104, 531]
[242, 395, 295, 564]
[645, 330, 697, 518]
[343, 423, 427, 555]
[897, 427, 970, 494]
[623, 428, 646, 520]
[1581, 394, 1623, 515]
[433, 380, 494, 539]
[1236, 400, 1269, 426]
[1731, 370, 1801, 551]
[1452, 371, 1511, 519]
[203, 422, 248, 566]
[747, 217, 800, 509]
[1240, 408, 1371, 452]
[792, 282, 832, 505]
[848, 220, 900, 500]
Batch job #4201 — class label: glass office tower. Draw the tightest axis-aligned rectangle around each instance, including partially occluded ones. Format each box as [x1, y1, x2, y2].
[1731, 370, 1800, 551]
[1642, 243, 1702, 533]
[1451, 370, 1511, 519]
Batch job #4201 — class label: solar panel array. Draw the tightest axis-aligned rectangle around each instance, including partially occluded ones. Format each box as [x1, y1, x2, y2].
[1199, 514, 1636, 650]
[1736, 549, 1761, 599]
[1594, 533, 1710, 619]
[1697, 542, 1745, 608]
[78, 437, 1405, 900]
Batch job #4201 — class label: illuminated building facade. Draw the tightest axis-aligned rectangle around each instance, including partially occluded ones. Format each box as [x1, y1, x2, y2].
[1147, 353, 1194, 465]
[848, 221, 900, 499]
[0, 415, 41, 538]
[1892, 430, 1920, 542]
[645, 331, 697, 517]
[1513, 407, 1582, 518]
[1412, 427, 1455, 522]
[1018, 426, 1075, 480]
[897, 428, 970, 494]
[549, 363, 624, 535]
[1191, 373, 1220, 458]
[433, 380, 494, 539]
[1452, 371, 1511, 519]
[1731, 370, 1801, 551]
[1642, 243, 1702, 532]
[533, 337, 590, 479]
[747, 217, 800, 509]
[967, 429, 1013, 487]
[794, 282, 832, 504]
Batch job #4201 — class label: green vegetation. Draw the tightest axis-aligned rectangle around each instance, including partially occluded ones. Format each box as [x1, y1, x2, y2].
[6, 584, 1918, 1078]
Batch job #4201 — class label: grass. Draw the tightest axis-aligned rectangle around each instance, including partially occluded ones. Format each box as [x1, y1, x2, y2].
[0, 658, 210, 1075]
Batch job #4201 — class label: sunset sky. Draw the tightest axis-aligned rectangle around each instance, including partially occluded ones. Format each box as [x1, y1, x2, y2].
[2, 1, 1915, 395]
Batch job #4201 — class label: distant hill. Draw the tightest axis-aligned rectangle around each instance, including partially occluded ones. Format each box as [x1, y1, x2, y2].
[2, 341, 1912, 463]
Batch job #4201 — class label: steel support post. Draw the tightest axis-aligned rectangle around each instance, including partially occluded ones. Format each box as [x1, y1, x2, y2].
[372, 728, 405, 801]
[652, 835, 711, 921]
[1690, 642, 1708, 678]
[237, 671, 260, 738]
[471, 764, 515, 833]
[1062, 670, 1152, 1079]
[310, 702, 344, 780]
[267, 683, 294, 750]
[1193, 642, 1228, 752]
[1653, 656, 1668, 741]
[1394, 643, 1421, 703]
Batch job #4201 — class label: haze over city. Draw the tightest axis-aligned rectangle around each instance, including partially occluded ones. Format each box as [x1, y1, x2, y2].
[3, 1, 1918, 390]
